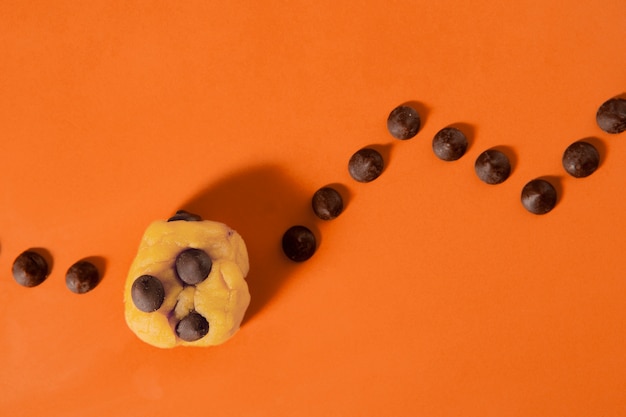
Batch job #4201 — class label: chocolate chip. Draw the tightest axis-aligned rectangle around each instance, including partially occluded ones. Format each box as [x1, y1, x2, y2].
[387, 105, 421, 140]
[562, 141, 600, 178]
[432, 127, 468, 161]
[176, 311, 209, 342]
[282, 225, 316, 262]
[12, 250, 49, 287]
[175, 248, 212, 285]
[65, 260, 100, 294]
[348, 148, 384, 183]
[312, 186, 344, 220]
[596, 97, 626, 134]
[474, 149, 511, 184]
[521, 179, 557, 215]
[131, 275, 165, 312]
[168, 210, 202, 222]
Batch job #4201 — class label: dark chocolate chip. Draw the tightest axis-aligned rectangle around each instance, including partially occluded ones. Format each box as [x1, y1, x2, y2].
[175, 248, 212, 285]
[176, 311, 209, 342]
[168, 210, 202, 222]
[282, 225, 316, 262]
[562, 141, 600, 178]
[312, 186, 344, 220]
[387, 105, 421, 140]
[12, 250, 49, 287]
[131, 275, 165, 312]
[348, 148, 384, 183]
[474, 149, 511, 184]
[521, 179, 557, 215]
[596, 97, 626, 134]
[65, 260, 100, 294]
[432, 127, 468, 161]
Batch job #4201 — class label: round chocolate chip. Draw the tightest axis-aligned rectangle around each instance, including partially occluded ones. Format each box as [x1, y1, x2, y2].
[65, 260, 100, 294]
[596, 97, 626, 134]
[176, 311, 209, 342]
[432, 127, 468, 161]
[12, 250, 49, 287]
[562, 141, 600, 178]
[387, 105, 421, 140]
[131, 275, 165, 312]
[282, 225, 316, 262]
[348, 148, 384, 183]
[312, 186, 344, 220]
[474, 149, 511, 184]
[521, 179, 557, 215]
[168, 210, 202, 222]
[175, 248, 212, 285]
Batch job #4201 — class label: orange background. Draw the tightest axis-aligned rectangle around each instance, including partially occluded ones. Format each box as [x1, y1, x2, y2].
[1, 1, 625, 416]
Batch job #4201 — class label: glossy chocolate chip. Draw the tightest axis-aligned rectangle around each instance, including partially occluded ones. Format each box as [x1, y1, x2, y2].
[312, 186, 344, 220]
[131, 275, 165, 312]
[282, 225, 316, 262]
[475, 149, 511, 184]
[12, 250, 49, 287]
[65, 260, 100, 294]
[176, 311, 209, 342]
[521, 179, 557, 215]
[168, 210, 202, 222]
[348, 148, 384, 183]
[596, 97, 626, 134]
[175, 248, 212, 285]
[562, 141, 600, 178]
[432, 127, 468, 161]
[387, 105, 421, 140]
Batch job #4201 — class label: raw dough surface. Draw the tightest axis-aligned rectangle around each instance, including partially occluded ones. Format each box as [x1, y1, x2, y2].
[124, 218, 250, 348]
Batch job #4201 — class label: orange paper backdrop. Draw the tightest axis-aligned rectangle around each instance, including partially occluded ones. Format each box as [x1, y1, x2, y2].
[1, 1, 625, 416]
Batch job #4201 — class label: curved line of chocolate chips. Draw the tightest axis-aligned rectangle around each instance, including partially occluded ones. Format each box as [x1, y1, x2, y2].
[175, 248, 213, 285]
[176, 311, 209, 342]
[131, 275, 165, 312]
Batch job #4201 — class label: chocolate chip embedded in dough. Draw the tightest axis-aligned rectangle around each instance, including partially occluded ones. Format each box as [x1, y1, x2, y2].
[312, 186, 344, 220]
[131, 275, 165, 312]
[65, 260, 100, 294]
[12, 250, 49, 287]
[175, 248, 213, 285]
[348, 148, 384, 183]
[176, 311, 209, 342]
[168, 210, 202, 222]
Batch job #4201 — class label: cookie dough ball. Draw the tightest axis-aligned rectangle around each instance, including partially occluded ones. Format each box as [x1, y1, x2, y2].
[124, 211, 250, 348]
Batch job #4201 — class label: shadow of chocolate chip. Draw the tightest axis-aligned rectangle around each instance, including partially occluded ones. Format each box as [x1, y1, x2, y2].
[176, 165, 312, 325]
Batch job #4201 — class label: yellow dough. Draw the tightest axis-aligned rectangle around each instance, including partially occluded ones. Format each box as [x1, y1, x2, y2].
[123, 214, 250, 348]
